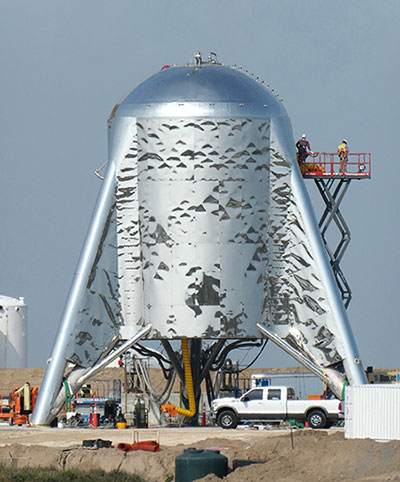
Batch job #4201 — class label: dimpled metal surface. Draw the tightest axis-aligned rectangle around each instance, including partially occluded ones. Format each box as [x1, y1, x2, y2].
[65, 64, 363, 377]
[32, 63, 367, 427]
[117, 117, 270, 339]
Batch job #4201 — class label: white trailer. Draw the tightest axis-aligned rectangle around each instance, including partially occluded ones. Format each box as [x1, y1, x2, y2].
[345, 385, 400, 440]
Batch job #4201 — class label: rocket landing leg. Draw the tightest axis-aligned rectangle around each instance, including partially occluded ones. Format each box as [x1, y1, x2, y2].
[32, 160, 133, 426]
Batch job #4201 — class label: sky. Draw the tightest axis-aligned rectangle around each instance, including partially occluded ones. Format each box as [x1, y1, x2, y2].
[0, 0, 399, 369]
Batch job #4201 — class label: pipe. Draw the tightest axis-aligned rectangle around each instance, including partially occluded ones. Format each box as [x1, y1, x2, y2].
[257, 324, 324, 378]
[35, 325, 151, 424]
[161, 338, 196, 417]
[200, 339, 225, 383]
[77, 325, 151, 385]
[161, 340, 185, 383]
[257, 323, 345, 399]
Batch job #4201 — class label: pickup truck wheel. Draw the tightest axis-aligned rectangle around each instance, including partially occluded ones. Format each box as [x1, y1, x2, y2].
[217, 410, 238, 429]
[307, 409, 327, 429]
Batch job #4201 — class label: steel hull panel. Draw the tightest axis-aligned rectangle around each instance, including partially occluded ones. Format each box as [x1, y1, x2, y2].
[117, 117, 270, 339]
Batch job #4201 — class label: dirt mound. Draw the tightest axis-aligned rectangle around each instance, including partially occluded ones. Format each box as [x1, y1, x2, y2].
[0, 431, 400, 482]
[199, 431, 400, 482]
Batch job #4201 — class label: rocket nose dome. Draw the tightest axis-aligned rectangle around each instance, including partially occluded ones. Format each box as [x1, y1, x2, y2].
[121, 64, 280, 108]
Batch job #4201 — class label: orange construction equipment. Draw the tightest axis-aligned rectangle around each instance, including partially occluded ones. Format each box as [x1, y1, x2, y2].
[0, 383, 38, 425]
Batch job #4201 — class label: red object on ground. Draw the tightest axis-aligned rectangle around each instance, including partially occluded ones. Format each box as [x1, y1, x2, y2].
[89, 412, 100, 428]
[13, 415, 29, 426]
[117, 441, 160, 452]
[161, 64, 170, 71]
[304, 421, 310, 428]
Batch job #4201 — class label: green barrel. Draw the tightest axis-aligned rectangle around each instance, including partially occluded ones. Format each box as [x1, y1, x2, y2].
[175, 448, 228, 482]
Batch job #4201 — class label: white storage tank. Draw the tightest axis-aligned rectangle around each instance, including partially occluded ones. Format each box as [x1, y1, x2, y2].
[0, 295, 27, 368]
[345, 385, 400, 440]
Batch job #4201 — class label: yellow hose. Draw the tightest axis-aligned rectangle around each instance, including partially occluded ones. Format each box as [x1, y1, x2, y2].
[161, 338, 196, 417]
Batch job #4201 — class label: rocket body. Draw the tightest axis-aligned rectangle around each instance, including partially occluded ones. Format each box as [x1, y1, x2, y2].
[32, 62, 366, 426]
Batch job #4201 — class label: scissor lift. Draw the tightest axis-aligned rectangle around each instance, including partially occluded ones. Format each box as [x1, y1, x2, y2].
[301, 153, 372, 308]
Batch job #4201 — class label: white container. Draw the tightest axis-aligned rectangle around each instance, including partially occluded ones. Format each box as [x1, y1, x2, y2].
[0, 295, 27, 368]
[345, 384, 400, 440]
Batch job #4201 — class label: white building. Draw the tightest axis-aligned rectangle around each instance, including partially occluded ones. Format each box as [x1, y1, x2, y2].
[0, 295, 27, 368]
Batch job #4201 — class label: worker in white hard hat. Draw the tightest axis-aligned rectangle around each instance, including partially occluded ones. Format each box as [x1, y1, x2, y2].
[296, 134, 312, 165]
[337, 139, 349, 175]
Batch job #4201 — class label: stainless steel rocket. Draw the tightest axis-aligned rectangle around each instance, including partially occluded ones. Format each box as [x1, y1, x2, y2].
[32, 55, 366, 425]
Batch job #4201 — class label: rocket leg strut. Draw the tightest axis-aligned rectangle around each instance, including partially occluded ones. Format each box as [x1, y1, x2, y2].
[32, 161, 117, 425]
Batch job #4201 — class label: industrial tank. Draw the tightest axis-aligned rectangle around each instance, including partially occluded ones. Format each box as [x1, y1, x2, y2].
[0, 295, 27, 368]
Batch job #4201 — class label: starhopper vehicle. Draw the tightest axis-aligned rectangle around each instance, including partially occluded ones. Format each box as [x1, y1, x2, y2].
[211, 386, 342, 429]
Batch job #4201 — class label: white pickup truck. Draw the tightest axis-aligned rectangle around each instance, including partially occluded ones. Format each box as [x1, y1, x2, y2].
[211, 386, 342, 429]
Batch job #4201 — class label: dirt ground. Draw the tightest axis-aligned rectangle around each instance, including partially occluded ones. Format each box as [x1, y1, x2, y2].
[0, 425, 287, 448]
[0, 427, 399, 482]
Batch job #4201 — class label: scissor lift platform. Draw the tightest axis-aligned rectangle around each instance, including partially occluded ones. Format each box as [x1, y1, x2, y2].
[302, 152, 372, 308]
[301, 152, 371, 179]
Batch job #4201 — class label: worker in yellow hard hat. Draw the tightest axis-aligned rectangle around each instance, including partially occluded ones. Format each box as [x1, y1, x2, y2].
[337, 139, 349, 175]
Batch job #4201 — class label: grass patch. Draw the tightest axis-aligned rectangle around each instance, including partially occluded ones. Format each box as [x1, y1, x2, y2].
[0, 466, 147, 482]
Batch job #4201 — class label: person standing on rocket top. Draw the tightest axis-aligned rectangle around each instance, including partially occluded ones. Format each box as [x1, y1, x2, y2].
[194, 51, 202, 66]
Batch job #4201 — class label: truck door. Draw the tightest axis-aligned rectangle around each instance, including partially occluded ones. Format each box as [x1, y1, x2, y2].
[263, 388, 286, 419]
[240, 389, 264, 418]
